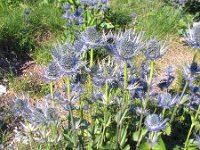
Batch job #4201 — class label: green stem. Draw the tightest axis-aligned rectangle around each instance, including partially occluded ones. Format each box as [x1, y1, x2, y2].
[136, 61, 154, 150]
[105, 81, 109, 105]
[192, 49, 199, 62]
[90, 49, 94, 68]
[116, 124, 120, 148]
[162, 109, 166, 118]
[65, 77, 78, 148]
[184, 104, 200, 149]
[170, 81, 188, 123]
[184, 124, 194, 150]
[49, 82, 53, 99]
[124, 63, 128, 91]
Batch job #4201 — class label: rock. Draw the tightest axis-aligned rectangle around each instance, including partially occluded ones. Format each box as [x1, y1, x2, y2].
[0, 85, 6, 96]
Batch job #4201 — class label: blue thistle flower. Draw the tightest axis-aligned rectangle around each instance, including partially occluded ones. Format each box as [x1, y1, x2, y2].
[30, 108, 47, 125]
[172, 0, 187, 6]
[13, 97, 31, 117]
[185, 24, 200, 50]
[189, 84, 200, 94]
[140, 61, 151, 80]
[101, 0, 109, 4]
[92, 68, 106, 86]
[135, 107, 149, 116]
[90, 89, 104, 102]
[58, 53, 83, 75]
[79, 26, 102, 48]
[74, 40, 87, 54]
[194, 134, 200, 148]
[127, 78, 148, 99]
[186, 95, 200, 111]
[147, 132, 159, 147]
[145, 114, 168, 132]
[107, 30, 143, 61]
[63, 6, 84, 26]
[190, 62, 200, 75]
[46, 108, 59, 123]
[158, 66, 175, 90]
[144, 39, 168, 60]
[158, 92, 179, 109]
[63, 3, 71, 12]
[43, 61, 63, 82]
[92, 61, 120, 88]
[24, 9, 31, 15]
[80, 0, 99, 6]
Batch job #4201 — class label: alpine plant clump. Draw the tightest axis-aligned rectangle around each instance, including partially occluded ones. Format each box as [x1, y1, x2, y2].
[7, 2, 200, 150]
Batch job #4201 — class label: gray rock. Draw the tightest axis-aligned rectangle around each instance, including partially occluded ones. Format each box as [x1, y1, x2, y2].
[0, 85, 6, 96]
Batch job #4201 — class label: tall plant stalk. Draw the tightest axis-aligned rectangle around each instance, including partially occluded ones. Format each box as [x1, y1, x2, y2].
[136, 61, 154, 150]
[184, 104, 200, 149]
[170, 81, 188, 123]
[65, 77, 78, 148]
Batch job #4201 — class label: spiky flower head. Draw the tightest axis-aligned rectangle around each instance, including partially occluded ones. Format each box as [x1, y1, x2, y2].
[144, 39, 168, 60]
[158, 66, 175, 90]
[145, 114, 167, 132]
[135, 107, 149, 116]
[79, 26, 102, 48]
[43, 61, 63, 82]
[12, 96, 31, 117]
[185, 23, 200, 50]
[107, 30, 143, 61]
[63, 5, 84, 26]
[183, 62, 200, 84]
[80, 0, 99, 6]
[63, 3, 71, 12]
[186, 95, 200, 111]
[158, 92, 179, 109]
[147, 132, 159, 147]
[80, 0, 109, 10]
[24, 9, 31, 15]
[58, 53, 83, 75]
[92, 60, 119, 88]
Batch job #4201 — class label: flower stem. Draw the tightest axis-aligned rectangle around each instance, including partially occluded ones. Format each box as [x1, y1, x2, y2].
[184, 104, 200, 149]
[124, 63, 128, 91]
[170, 81, 188, 123]
[65, 77, 78, 148]
[49, 82, 53, 99]
[184, 123, 194, 150]
[162, 108, 166, 118]
[105, 81, 109, 105]
[90, 49, 94, 68]
[192, 49, 199, 62]
[136, 61, 154, 150]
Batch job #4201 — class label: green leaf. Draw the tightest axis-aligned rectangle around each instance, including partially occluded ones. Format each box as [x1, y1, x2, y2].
[120, 126, 128, 147]
[139, 137, 166, 150]
[119, 109, 129, 125]
[163, 123, 171, 136]
[123, 145, 130, 150]
[133, 128, 148, 142]
[100, 22, 115, 29]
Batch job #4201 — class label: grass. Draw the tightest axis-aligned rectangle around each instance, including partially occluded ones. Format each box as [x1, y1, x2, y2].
[7, 73, 50, 98]
[110, 0, 192, 39]
[0, 1, 66, 53]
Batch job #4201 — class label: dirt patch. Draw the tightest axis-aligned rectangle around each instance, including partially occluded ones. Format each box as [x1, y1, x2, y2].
[157, 38, 194, 72]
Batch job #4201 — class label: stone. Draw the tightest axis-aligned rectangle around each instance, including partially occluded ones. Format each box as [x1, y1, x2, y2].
[0, 85, 6, 96]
